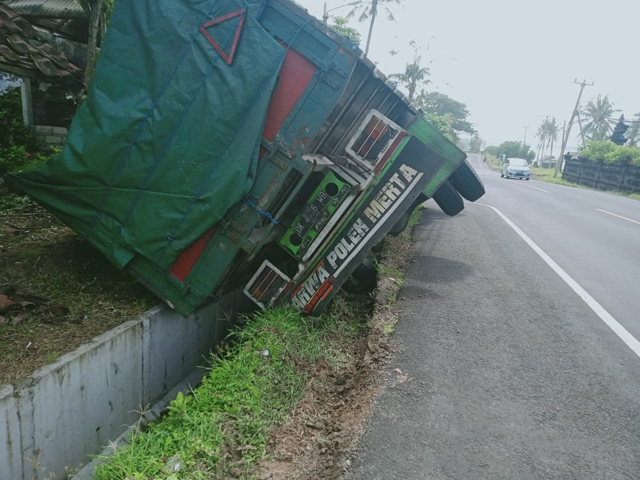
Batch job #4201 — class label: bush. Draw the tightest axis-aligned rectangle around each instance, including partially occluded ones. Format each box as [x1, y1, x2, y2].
[0, 90, 40, 150]
[579, 140, 640, 166]
[0, 90, 48, 176]
[0, 145, 48, 176]
[604, 145, 640, 166]
[496, 140, 535, 161]
[484, 145, 499, 156]
[579, 141, 615, 162]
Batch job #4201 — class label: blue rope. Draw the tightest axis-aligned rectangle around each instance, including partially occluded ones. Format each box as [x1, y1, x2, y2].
[257, 0, 267, 18]
[246, 199, 279, 224]
[91, 0, 222, 226]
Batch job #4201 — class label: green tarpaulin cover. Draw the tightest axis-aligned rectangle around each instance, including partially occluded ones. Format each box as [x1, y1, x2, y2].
[9, 0, 284, 269]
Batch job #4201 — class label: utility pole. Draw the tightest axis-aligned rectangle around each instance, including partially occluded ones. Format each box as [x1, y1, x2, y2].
[364, 0, 378, 56]
[323, 1, 364, 26]
[523, 126, 529, 146]
[553, 79, 593, 178]
[553, 120, 566, 170]
[576, 112, 586, 146]
[20, 78, 33, 126]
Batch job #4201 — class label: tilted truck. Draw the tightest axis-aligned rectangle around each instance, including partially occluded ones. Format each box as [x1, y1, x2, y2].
[9, 0, 484, 317]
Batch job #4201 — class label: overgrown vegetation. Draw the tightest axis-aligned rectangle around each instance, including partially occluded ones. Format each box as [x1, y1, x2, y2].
[93, 304, 364, 480]
[494, 140, 535, 161]
[484, 153, 502, 170]
[0, 90, 49, 176]
[578, 140, 640, 166]
[331, 16, 361, 46]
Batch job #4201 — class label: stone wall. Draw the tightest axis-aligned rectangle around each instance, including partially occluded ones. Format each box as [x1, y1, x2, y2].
[563, 159, 640, 194]
[35, 125, 68, 146]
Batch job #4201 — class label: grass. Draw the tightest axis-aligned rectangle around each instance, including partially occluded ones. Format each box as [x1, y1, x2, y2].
[527, 166, 585, 188]
[407, 204, 424, 230]
[485, 153, 502, 171]
[529, 166, 640, 199]
[377, 263, 404, 285]
[529, 166, 556, 178]
[93, 302, 364, 480]
[382, 315, 398, 335]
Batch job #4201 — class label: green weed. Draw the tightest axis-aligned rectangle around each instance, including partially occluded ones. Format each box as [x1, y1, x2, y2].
[407, 204, 424, 229]
[94, 306, 362, 480]
[383, 315, 398, 335]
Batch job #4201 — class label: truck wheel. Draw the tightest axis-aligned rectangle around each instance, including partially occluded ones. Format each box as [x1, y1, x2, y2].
[433, 180, 464, 217]
[449, 159, 485, 201]
[343, 257, 377, 294]
[388, 194, 428, 236]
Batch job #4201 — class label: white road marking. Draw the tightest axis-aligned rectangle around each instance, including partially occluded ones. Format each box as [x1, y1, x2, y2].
[597, 209, 640, 226]
[471, 202, 640, 359]
[520, 184, 549, 193]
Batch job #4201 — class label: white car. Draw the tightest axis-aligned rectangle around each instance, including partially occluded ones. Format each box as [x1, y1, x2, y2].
[501, 158, 531, 180]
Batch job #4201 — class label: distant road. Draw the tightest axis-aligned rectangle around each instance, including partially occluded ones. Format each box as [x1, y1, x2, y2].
[470, 154, 640, 339]
[347, 154, 640, 480]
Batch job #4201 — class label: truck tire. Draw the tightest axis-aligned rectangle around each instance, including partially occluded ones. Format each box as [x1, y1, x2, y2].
[388, 194, 428, 236]
[449, 159, 485, 201]
[433, 180, 464, 217]
[343, 257, 377, 294]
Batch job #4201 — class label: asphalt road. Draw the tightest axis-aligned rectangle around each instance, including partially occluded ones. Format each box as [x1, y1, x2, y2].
[347, 155, 640, 479]
[472, 155, 640, 340]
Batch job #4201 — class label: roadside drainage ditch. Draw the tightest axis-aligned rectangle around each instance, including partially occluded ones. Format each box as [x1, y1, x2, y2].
[1, 291, 253, 480]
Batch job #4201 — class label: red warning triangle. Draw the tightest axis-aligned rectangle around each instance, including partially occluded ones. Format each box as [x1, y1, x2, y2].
[200, 8, 246, 66]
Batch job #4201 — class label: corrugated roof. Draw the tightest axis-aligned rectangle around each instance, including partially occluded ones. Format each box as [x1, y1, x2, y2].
[0, 1, 82, 85]
[4, 0, 85, 19]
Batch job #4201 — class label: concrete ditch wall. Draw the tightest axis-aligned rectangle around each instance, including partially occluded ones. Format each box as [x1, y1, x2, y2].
[0, 293, 252, 480]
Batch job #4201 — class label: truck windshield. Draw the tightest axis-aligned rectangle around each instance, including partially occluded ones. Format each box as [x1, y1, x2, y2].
[508, 159, 529, 167]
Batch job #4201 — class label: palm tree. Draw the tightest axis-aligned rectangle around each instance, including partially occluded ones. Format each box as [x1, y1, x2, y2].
[388, 42, 430, 102]
[347, 0, 404, 56]
[626, 113, 640, 147]
[581, 95, 618, 141]
[546, 117, 560, 157]
[535, 120, 547, 162]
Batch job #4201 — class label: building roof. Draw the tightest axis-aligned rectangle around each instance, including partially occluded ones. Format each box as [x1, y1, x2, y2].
[0, 1, 82, 85]
[4, 0, 88, 43]
[4, 0, 85, 19]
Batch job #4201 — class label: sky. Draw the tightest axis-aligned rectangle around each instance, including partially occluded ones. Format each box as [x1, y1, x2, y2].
[294, 0, 639, 152]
